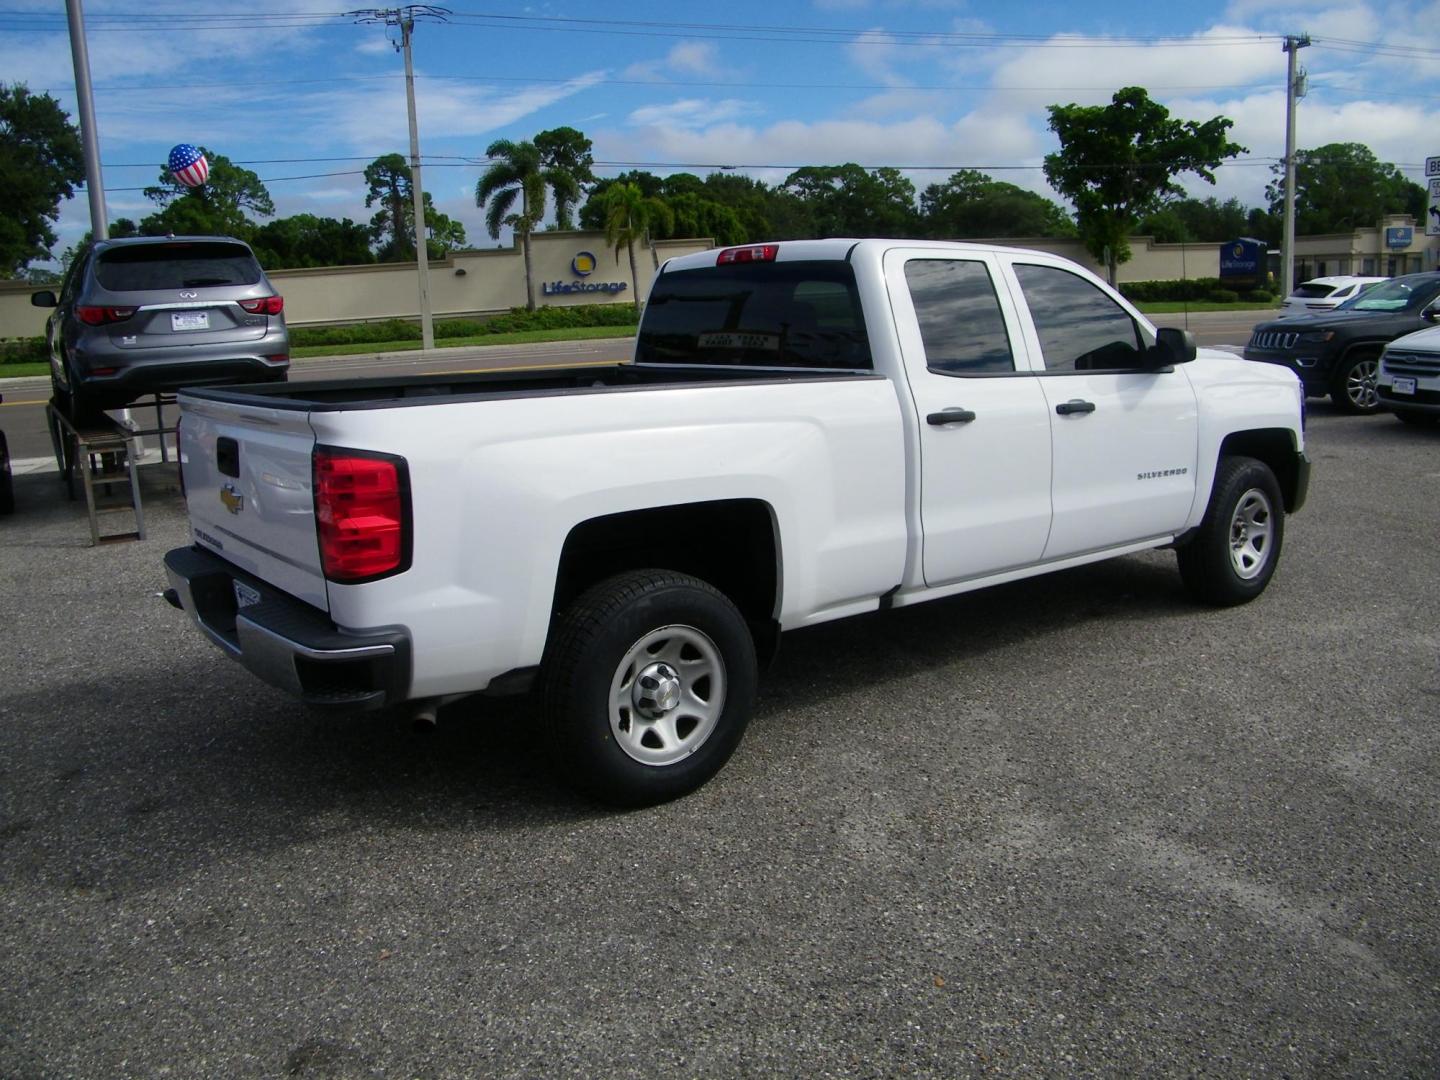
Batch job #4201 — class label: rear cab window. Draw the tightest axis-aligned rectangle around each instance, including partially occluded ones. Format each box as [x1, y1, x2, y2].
[94, 242, 263, 292]
[636, 261, 870, 369]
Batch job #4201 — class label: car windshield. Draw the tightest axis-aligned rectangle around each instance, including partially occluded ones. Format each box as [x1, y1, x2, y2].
[94, 242, 262, 291]
[1344, 278, 1434, 313]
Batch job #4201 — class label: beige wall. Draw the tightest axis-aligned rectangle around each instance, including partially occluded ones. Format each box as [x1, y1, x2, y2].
[6, 221, 1437, 340]
[0, 231, 712, 340]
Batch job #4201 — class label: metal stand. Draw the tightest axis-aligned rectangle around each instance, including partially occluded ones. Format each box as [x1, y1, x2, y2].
[46, 393, 177, 545]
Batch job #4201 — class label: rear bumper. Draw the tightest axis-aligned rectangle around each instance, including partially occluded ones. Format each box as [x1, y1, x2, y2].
[164, 545, 411, 712]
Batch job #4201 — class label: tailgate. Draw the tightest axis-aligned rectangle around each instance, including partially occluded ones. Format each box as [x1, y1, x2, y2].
[179, 393, 328, 611]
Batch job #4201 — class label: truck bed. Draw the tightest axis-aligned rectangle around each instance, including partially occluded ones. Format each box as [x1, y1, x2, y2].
[178, 362, 880, 411]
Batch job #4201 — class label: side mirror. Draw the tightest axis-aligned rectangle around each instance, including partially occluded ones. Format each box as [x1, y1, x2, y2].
[1155, 327, 1197, 365]
[1422, 305, 1440, 324]
[31, 290, 57, 308]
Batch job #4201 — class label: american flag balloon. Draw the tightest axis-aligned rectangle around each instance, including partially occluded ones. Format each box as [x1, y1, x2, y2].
[168, 143, 210, 187]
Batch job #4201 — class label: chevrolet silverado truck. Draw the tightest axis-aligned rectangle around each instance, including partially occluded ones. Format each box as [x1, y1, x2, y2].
[164, 240, 1310, 805]
[1244, 271, 1440, 415]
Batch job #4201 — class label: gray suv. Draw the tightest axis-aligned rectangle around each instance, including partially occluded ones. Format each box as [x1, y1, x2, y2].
[31, 235, 289, 417]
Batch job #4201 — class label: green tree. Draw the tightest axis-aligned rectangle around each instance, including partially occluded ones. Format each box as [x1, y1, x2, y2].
[1044, 87, 1244, 281]
[250, 214, 375, 269]
[141, 149, 273, 237]
[1266, 142, 1427, 235]
[363, 154, 464, 261]
[534, 126, 595, 230]
[602, 181, 674, 310]
[1139, 196, 1252, 243]
[0, 83, 85, 275]
[475, 139, 549, 309]
[920, 170, 1075, 239]
[579, 170, 666, 231]
[364, 153, 417, 259]
[782, 164, 918, 237]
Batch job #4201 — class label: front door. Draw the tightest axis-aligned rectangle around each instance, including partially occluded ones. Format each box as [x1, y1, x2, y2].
[1003, 258, 1199, 560]
[885, 250, 1054, 586]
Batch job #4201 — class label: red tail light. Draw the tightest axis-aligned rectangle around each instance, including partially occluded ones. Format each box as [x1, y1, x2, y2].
[239, 295, 284, 315]
[77, 305, 136, 325]
[717, 244, 778, 265]
[313, 448, 410, 583]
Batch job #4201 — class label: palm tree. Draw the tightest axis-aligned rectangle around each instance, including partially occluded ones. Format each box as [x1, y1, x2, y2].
[602, 182, 675, 310]
[475, 139, 551, 311]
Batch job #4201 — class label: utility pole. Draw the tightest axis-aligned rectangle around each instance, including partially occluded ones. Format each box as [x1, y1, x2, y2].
[347, 5, 450, 351]
[1281, 34, 1310, 300]
[65, 0, 107, 240]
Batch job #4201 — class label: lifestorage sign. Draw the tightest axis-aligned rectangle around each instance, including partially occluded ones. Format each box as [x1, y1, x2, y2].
[543, 250, 630, 296]
[1219, 238, 1265, 280]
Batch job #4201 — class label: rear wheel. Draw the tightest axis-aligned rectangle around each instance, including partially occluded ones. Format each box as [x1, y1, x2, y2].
[1177, 456, 1285, 607]
[541, 569, 758, 807]
[1330, 351, 1382, 415]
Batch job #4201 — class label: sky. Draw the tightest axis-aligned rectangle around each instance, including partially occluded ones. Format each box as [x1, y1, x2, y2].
[5, 0, 1439, 265]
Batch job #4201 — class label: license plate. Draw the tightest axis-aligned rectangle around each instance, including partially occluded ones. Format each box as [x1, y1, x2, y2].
[1391, 376, 1417, 395]
[171, 311, 209, 332]
[233, 580, 261, 609]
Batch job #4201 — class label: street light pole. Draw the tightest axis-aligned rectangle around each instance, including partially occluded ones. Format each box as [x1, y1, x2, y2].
[1281, 34, 1310, 300]
[347, 5, 449, 351]
[65, 0, 107, 240]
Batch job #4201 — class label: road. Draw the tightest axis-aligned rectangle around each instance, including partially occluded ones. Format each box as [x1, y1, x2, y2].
[0, 311, 1261, 465]
[0, 404, 1436, 1077]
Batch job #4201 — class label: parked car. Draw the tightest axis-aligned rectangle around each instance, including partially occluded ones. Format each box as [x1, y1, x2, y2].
[1376, 324, 1440, 427]
[1277, 275, 1387, 318]
[165, 239, 1308, 805]
[0, 394, 12, 515]
[30, 235, 289, 419]
[1244, 272, 1440, 414]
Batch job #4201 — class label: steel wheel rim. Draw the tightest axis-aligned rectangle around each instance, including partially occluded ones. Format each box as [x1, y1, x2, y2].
[1229, 487, 1274, 580]
[609, 624, 726, 767]
[1346, 359, 1379, 410]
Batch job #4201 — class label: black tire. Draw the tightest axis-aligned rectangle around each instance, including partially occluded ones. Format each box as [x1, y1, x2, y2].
[1177, 456, 1285, 607]
[1330, 351, 1383, 415]
[1394, 409, 1439, 428]
[0, 431, 13, 516]
[541, 569, 758, 807]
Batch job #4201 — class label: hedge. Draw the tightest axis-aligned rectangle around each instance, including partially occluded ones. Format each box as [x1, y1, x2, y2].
[0, 337, 46, 366]
[1118, 278, 1276, 304]
[288, 303, 638, 347]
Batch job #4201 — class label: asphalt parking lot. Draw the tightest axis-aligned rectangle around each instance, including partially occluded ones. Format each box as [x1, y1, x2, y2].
[1, 404, 1437, 1078]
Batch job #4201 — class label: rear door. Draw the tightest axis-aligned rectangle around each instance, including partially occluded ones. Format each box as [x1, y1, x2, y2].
[885, 248, 1054, 585]
[1002, 256, 1198, 560]
[180, 395, 327, 609]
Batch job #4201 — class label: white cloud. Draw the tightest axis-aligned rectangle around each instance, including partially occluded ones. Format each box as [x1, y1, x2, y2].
[628, 99, 763, 129]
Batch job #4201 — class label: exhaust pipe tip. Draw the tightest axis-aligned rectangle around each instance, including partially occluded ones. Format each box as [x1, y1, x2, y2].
[411, 703, 439, 732]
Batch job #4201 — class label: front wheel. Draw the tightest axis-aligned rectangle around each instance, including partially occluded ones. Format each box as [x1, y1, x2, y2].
[1331, 352, 1383, 415]
[541, 570, 758, 806]
[1177, 456, 1285, 607]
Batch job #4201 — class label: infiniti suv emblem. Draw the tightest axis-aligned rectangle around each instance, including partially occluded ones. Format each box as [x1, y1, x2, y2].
[178, 290, 198, 299]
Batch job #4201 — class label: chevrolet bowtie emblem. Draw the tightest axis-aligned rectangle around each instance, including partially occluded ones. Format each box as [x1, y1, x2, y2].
[220, 484, 245, 515]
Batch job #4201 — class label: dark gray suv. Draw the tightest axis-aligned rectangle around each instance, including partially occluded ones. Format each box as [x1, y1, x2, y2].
[31, 235, 289, 417]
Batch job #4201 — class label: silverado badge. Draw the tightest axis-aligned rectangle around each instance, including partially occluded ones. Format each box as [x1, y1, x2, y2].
[220, 483, 245, 515]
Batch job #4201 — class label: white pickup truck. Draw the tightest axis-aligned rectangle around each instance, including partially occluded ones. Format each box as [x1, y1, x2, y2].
[164, 239, 1310, 805]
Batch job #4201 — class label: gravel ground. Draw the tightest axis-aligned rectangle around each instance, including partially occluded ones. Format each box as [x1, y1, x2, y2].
[0, 404, 1437, 1079]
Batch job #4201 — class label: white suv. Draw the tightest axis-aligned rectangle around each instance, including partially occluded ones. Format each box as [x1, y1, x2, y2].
[1376, 324, 1440, 427]
[1278, 275, 1388, 317]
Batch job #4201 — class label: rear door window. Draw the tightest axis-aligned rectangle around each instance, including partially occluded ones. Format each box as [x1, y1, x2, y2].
[94, 242, 263, 291]
[636, 260, 870, 369]
[904, 259, 1015, 375]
